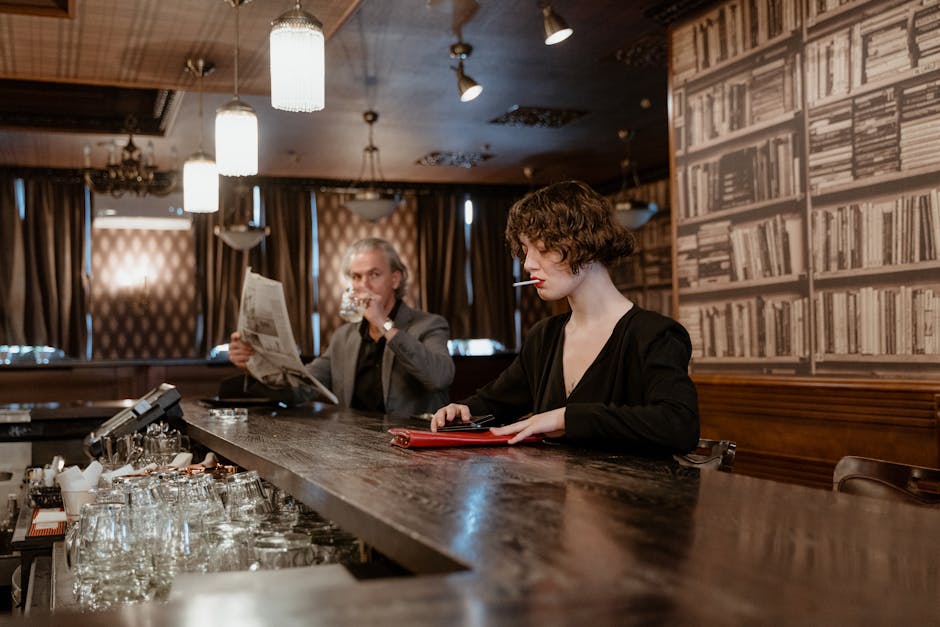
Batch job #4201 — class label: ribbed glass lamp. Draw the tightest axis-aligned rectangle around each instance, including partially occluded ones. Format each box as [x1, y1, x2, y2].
[270, 1, 325, 112]
[216, 0, 258, 176]
[183, 151, 219, 213]
[216, 98, 258, 176]
[183, 58, 219, 213]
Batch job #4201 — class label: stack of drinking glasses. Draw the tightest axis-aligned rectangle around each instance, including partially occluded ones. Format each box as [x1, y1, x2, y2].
[65, 467, 364, 610]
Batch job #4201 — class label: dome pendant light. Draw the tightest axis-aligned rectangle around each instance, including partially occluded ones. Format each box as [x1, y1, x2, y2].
[344, 111, 400, 221]
[270, 1, 325, 112]
[183, 58, 219, 213]
[216, 0, 258, 176]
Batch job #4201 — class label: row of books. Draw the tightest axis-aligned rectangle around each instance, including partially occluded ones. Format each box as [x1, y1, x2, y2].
[808, 75, 940, 192]
[815, 285, 940, 355]
[672, 0, 800, 82]
[680, 53, 800, 148]
[812, 188, 940, 271]
[806, 0, 858, 22]
[680, 296, 809, 358]
[678, 131, 800, 218]
[677, 214, 804, 286]
[806, 2, 940, 104]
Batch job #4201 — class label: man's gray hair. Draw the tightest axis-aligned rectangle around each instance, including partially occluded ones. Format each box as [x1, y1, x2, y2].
[341, 238, 409, 300]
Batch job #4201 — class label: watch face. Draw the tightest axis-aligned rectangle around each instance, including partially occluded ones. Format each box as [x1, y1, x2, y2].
[383, 320, 394, 331]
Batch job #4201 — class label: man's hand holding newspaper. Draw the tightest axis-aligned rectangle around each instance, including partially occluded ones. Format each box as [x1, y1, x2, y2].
[237, 269, 337, 404]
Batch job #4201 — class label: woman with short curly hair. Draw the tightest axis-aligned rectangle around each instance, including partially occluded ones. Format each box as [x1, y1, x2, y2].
[432, 180, 699, 455]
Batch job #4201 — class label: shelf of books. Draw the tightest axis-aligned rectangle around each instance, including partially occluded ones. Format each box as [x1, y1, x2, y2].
[670, 0, 940, 375]
[609, 179, 674, 316]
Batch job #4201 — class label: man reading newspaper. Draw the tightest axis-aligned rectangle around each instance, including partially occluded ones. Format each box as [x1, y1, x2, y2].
[228, 238, 454, 416]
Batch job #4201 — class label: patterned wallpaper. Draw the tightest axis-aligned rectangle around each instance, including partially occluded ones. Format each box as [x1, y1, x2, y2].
[314, 193, 420, 348]
[90, 227, 197, 359]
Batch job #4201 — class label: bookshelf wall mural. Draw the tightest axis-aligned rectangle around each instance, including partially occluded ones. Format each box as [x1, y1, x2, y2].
[670, 0, 940, 376]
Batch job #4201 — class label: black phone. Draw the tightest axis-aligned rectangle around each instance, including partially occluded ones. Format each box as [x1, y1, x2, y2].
[437, 414, 496, 432]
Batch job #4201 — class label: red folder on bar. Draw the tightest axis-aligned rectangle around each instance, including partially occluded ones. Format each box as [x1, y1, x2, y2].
[388, 428, 541, 449]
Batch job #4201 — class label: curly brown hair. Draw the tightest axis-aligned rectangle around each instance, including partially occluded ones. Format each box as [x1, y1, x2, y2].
[505, 180, 635, 272]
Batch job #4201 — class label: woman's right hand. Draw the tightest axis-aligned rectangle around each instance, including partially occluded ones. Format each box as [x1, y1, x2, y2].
[228, 331, 254, 369]
[430, 403, 472, 432]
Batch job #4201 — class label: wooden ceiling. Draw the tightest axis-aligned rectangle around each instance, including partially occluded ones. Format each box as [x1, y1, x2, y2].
[0, 0, 699, 188]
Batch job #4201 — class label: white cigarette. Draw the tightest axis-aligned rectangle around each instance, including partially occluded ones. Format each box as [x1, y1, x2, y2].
[513, 279, 540, 287]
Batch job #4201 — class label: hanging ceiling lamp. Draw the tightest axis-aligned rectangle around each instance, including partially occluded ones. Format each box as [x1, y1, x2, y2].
[344, 110, 400, 221]
[216, 0, 258, 176]
[215, 182, 270, 250]
[270, 1, 325, 112]
[613, 129, 658, 229]
[449, 42, 482, 102]
[540, 2, 573, 45]
[183, 58, 219, 213]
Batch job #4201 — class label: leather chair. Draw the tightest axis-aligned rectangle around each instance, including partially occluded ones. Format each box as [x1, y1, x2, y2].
[674, 439, 736, 472]
[833, 456, 940, 506]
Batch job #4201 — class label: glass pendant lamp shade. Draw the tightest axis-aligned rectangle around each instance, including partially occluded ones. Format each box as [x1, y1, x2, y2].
[215, 98, 258, 176]
[183, 151, 219, 213]
[270, 2, 325, 112]
[614, 200, 658, 229]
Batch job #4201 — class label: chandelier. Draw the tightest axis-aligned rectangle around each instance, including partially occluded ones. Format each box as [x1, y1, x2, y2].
[83, 125, 177, 198]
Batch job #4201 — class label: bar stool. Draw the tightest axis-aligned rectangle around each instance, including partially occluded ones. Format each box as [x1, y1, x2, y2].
[833, 456, 940, 507]
[674, 438, 736, 472]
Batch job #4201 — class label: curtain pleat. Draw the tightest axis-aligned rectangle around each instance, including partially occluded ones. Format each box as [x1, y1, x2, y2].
[17, 175, 87, 356]
[416, 191, 470, 338]
[468, 193, 517, 348]
[193, 178, 263, 355]
[0, 173, 26, 345]
[260, 183, 314, 353]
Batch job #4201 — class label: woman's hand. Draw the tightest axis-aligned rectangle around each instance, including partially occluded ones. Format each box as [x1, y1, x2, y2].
[430, 403, 472, 432]
[490, 408, 566, 444]
[228, 331, 254, 369]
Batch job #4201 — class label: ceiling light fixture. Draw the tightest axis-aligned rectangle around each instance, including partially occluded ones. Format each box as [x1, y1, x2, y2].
[540, 2, 573, 45]
[614, 129, 658, 230]
[183, 58, 219, 213]
[216, 0, 258, 176]
[270, 0, 325, 112]
[344, 110, 400, 222]
[449, 42, 483, 102]
[215, 183, 270, 250]
[82, 117, 177, 198]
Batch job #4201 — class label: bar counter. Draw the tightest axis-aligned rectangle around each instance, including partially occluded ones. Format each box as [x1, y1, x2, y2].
[16, 401, 940, 625]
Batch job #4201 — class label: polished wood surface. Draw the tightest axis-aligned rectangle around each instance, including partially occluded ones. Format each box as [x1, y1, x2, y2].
[695, 374, 940, 488]
[14, 401, 940, 625]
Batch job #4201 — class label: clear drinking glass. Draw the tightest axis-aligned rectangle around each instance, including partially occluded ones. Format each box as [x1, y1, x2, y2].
[338, 287, 368, 323]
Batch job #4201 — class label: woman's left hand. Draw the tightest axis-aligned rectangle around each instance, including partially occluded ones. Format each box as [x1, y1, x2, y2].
[490, 408, 566, 444]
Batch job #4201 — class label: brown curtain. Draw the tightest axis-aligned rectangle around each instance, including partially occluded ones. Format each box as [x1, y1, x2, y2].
[15, 174, 88, 356]
[193, 178, 263, 355]
[416, 190, 470, 338]
[0, 172, 26, 345]
[468, 192, 516, 348]
[260, 183, 315, 353]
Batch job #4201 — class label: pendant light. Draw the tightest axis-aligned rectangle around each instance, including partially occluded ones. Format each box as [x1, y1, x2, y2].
[540, 2, 573, 46]
[183, 58, 219, 213]
[216, 0, 258, 176]
[344, 110, 400, 221]
[613, 129, 658, 229]
[270, 1, 325, 112]
[449, 42, 483, 103]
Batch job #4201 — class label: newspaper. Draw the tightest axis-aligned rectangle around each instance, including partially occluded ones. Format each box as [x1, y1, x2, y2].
[237, 269, 338, 404]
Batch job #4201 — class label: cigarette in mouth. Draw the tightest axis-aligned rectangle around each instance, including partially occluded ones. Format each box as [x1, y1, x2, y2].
[512, 279, 540, 287]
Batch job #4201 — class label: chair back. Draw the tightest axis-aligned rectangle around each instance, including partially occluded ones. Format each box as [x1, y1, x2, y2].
[833, 456, 940, 506]
[674, 439, 736, 472]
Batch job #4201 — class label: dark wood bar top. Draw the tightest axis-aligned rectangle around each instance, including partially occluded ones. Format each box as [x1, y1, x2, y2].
[14, 401, 940, 625]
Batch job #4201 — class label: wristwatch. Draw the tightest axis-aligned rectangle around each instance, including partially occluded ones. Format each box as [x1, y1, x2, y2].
[382, 319, 395, 334]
